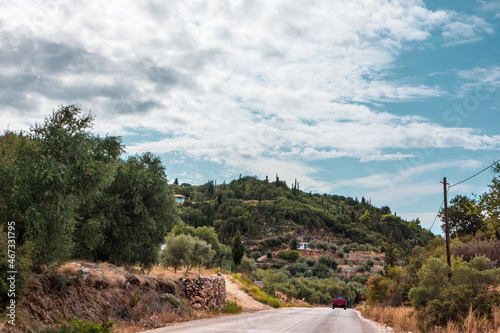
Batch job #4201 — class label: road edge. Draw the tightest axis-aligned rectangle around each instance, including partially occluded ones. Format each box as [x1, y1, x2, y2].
[354, 309, 389, 333]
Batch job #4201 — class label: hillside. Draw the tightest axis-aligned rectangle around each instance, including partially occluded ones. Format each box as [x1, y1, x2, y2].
[172, 175, 434, 254]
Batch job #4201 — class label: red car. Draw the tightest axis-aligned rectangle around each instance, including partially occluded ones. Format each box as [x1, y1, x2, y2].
[332, 295, 347, 310]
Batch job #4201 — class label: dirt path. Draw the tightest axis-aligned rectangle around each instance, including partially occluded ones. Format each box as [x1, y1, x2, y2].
[224, 275, 270, 312]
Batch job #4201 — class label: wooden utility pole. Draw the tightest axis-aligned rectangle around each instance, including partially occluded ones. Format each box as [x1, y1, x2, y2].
[442, 177, 451, 277]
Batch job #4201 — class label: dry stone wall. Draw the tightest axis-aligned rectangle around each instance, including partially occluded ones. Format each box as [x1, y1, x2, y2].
[180, 275, 226, 310]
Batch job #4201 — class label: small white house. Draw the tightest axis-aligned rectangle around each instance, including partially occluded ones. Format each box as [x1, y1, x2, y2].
[298, 242, 309, 250]
[173, 194, 185, 205]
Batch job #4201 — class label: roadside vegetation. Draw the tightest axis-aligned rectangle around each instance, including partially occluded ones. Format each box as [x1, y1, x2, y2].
[360, 181, 500, 332]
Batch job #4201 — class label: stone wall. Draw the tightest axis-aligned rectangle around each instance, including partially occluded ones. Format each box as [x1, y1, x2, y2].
[180, 275, 226, 310]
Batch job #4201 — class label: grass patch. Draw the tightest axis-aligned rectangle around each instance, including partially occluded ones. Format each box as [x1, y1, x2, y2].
[40, 316, 113, 333]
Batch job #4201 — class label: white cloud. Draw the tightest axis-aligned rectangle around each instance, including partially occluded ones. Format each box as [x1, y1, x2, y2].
[456, 66, 500, 97]
[0, 0, 497, 194]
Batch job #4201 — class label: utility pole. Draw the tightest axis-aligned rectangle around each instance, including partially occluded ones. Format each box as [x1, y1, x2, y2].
[442, 177, 451, 277]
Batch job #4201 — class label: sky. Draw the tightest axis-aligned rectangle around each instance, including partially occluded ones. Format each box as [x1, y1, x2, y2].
[1, 0, 500, 234]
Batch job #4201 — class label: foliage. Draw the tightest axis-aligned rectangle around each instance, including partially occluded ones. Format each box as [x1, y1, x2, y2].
[94, 153, 177, 268]
[452, 240, 500, 266]
[232, 231, 245, 272]
[174, 176, 434, 251]
[239, 255, 257, 273]
[161, 294, 180, 308]
[0, 106, 177, 269]
[277, 250, 300, 262]
[480, 164, 500, 239]
[439, 195, 483, 238]
[0, 224, 32, 306]
[223, 301, 243, 313]
[41, 316, 113, 333]
[160, 234, 214, 273]
[408, 256, 500, 330]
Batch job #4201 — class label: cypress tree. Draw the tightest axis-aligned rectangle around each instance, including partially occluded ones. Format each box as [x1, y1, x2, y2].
[232, 231, 245, 273]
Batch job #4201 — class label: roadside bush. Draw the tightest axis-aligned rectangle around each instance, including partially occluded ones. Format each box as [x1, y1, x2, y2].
[223, 301, 242, 313]
[453, 240, 500, 267]
[409, 256, 500, 330]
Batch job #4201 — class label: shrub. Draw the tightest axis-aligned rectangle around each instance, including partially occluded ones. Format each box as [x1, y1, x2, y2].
[239, 256, 257, 273]
[266, 250, 273, 259]
[277, 250, 299, 262]
[251, 251, 262, 261]
[223, 301, 243, 313]
[453, 240, 500, 267]
[161, 293, 180, 308]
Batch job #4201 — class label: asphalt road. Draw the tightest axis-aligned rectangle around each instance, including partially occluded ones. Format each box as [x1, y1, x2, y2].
[143, 308, 382, 333]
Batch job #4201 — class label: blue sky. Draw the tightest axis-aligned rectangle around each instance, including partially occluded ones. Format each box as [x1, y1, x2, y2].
[2, 0, 500, 234]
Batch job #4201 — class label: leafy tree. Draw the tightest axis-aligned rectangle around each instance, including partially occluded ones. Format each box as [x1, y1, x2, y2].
[232, 231, 245, 272]
[161, 234, 195, 273]
[95, 153, 177, 268]
[189, 237, 215, 272]
[481, 164, 500, 239]
[383, 235, 397, 274]
[359, 210, 372, 224]
[439, 195, 483, 238]
[289, 237, 299, 250]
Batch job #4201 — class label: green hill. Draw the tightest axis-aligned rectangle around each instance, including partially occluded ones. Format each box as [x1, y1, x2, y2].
[172, 175, 434, 253]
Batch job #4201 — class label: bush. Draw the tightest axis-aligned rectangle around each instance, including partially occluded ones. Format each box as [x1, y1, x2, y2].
[453, 240, 500, 267]
[161, 293, 180, 308]
[239, 256, 257, 273]
[266, 250, 273, 259]
[251, 251, 262, 261]
[223, 301, 242, 313]
[277, 250, 299, 262]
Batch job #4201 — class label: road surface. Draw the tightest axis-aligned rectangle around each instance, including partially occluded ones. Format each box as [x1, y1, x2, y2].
[143, 308, 382, 333]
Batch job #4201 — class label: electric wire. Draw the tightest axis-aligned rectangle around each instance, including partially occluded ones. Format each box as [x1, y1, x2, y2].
[449, 159, 500, 188]
[431, 158, 499, 232]
[429, 199, 444, 232]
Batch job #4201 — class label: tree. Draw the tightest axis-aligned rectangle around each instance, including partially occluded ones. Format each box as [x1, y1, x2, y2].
[439, 195, 483, 238]
[0, 105, 123, 268]
[161, 234, 195, 273]
[384, 235, 397, 274]
[95, 153, 178, 268]
[189, 237, 214, 272]
[289, 237, 299, 250]
[232, 231, 245, 273]
[481, 164, 500, 239]
[359, 210, 372, 224]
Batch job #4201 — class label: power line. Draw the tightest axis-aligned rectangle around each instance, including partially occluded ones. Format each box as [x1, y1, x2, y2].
[429, 199, 444, 232]
[449, 159, 500, 188]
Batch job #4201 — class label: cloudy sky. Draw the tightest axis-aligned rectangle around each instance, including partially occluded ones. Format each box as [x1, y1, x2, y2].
[2, 0, 500, 233]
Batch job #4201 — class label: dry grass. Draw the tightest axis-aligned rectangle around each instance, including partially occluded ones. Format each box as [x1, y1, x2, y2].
[360, 305, 500, 333]
[360, 305, 418, 332]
